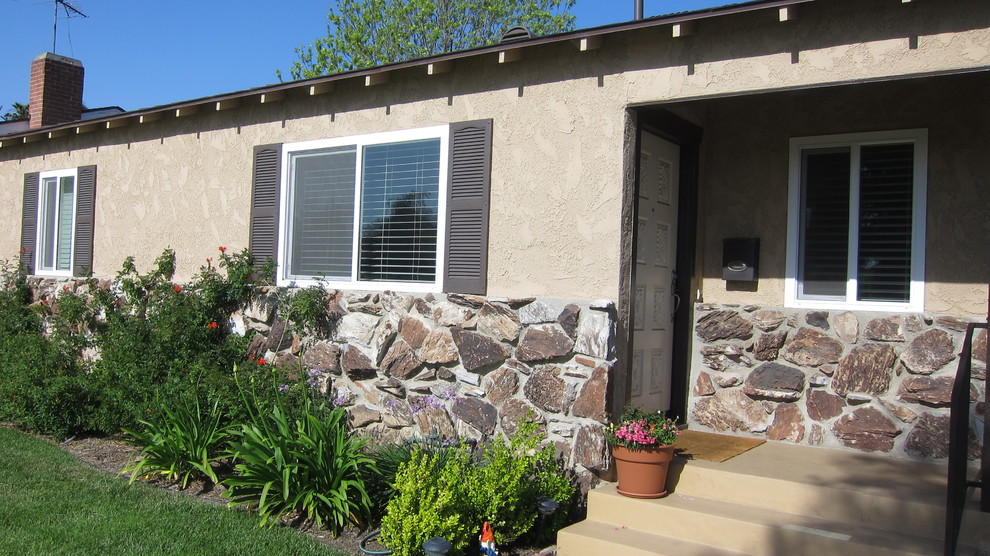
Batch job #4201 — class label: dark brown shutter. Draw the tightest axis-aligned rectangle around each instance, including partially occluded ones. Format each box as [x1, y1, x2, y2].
[20, 172, 40, 274]
[249, 143, 283, 267]
[73, 165, 97, 276]
[443, 119, 492, 295]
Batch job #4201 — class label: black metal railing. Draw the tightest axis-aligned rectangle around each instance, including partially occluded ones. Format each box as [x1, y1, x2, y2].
[945, 322, 988, 556]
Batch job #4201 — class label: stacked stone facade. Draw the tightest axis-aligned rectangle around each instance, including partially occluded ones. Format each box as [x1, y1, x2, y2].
[237, 290, 616, 473]
[29, 278, 616, 478]
[689, 303, 987, 461]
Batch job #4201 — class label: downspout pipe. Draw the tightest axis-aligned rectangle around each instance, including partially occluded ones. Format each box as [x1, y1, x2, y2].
[634, 0, 644, 20]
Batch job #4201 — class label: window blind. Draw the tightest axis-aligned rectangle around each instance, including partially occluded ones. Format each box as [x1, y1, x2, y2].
[857, 143, 913, 302]
[358, 138, 441, 283]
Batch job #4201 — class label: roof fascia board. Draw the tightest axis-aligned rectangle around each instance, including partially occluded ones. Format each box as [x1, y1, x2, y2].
[627, 65, 990, 108]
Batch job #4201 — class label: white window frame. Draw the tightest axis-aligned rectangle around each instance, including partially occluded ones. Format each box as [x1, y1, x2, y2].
[276, 125, 450, 291]
[784, 129, 927, 312]
[35, 167, 78, 278]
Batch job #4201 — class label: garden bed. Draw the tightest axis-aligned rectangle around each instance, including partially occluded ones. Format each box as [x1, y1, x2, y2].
[46, 429, 554, 555]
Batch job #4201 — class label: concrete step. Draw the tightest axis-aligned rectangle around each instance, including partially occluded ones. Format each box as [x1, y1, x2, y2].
[557, 440, 990, 556]
[557, 518, 750, 556]
[581, 483, 944, 556]
[667, 442, 948, 539]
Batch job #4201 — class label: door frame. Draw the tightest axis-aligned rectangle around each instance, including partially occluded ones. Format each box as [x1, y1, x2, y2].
[618, 107, 702, 422]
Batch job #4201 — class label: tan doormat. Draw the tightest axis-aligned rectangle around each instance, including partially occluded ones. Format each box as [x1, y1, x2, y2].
[673, 430, 765, 463]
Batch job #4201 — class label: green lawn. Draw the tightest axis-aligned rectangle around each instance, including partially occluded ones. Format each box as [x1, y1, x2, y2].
[0, 426, 345, 555]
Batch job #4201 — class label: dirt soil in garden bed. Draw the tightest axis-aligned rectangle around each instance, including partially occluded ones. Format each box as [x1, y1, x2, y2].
[7, 426, 553, 556]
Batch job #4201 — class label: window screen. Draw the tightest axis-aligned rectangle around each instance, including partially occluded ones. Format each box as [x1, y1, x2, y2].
[287, 147, 356, 280]
[39, 175, 75, 272]
[799, 148, 850, 298]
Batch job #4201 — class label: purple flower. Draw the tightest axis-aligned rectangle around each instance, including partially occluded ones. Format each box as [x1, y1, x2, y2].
[278, 384, 290, 392]
[306, 369, 325, 389]
[410, 395, 445, 414]
[436, 386, 457, 400]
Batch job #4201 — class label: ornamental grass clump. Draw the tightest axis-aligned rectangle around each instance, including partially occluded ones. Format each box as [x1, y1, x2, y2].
[605, 407, 680, 450]
[222, 386, 374, 535]
[122, 398, 231, 488]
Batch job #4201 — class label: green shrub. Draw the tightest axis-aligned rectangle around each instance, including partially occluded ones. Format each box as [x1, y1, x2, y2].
[0, 247, 293, 439]
[122, 398, 231, 488]
[362, 435, 462, 522]
[281, 285, 334, 336]
[196, 247, 272, 313]
[223, 398, 374, 534]
[380, 448, 476, 556]
[0, 259, 95, 439]
[379, 419, 576, 554]
[86, 249, 268, 434]
[468, 419, 575, 544]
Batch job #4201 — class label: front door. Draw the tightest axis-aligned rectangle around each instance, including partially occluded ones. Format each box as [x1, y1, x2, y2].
[631, 131, 680, 411]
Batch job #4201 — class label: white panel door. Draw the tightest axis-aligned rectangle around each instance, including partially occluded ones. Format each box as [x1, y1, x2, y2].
[631, 131, 679, 411]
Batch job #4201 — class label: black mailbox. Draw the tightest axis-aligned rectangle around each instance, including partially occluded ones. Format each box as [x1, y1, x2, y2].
[722, 238, 759, 282]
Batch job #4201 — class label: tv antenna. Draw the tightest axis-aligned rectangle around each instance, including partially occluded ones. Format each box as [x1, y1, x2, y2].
[52, 0, 88, 53]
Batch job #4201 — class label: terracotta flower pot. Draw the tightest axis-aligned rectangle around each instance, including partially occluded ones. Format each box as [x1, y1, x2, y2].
[612, 444, 675, 499]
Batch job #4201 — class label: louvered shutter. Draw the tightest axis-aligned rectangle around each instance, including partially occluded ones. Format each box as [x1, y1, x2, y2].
[73, 165, 97, 276]
[443, 119, 492, 295]
[250, 143, 283, 267]
[20, 172, 39, 273]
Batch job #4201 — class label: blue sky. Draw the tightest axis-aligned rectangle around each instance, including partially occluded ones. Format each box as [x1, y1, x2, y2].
[1, 1, 733, 114]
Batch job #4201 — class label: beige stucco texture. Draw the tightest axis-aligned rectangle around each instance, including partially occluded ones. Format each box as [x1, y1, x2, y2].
[688, 74, 990, 317]
[0, 73, 631, 298]
[0, 0, 987, 309]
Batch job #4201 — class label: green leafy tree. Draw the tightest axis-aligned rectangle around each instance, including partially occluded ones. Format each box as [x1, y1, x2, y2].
[2, 102, 30, 122]
[281, 0, 576, 80]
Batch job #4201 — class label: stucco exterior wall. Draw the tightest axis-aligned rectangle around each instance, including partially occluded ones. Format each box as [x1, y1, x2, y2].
[0, 69, 632, 300]
[0, 0, 987, 309]
[692, 74, 990, 317]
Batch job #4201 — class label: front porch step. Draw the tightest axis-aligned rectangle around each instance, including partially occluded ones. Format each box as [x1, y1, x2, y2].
[574, 484, 942, 556]
[557, 440, 987, 556]
[669, 441, 947, 539]
[557, 519, 750, 556]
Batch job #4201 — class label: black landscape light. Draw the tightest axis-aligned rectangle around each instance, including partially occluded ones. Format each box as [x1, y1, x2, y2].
[536, 496, 559, 517]
[422, 536, 452, 556]
[535, 496, 560, 542]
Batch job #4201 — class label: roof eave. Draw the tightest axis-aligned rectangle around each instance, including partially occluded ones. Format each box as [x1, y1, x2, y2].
[1, 0, 816, 148]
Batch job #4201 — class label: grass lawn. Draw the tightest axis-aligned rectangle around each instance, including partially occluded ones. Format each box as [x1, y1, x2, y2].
[0, 426, 345, 555]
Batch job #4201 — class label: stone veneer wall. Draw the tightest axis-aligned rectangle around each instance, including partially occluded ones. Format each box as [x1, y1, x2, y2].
[688, 303, 988, 461]
[28, 278, 615, 480]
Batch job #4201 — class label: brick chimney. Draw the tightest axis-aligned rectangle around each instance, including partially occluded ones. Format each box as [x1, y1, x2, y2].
[28, 52, 84, 129]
